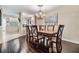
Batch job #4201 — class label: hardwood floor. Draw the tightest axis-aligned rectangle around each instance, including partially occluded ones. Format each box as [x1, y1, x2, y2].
[0, 36, 79, 53]
[62, 41, 79, 53]
[26, 40, 79, 53]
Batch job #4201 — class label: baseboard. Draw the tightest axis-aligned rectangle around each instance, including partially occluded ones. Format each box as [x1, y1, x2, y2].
[62, 38, 79, 44]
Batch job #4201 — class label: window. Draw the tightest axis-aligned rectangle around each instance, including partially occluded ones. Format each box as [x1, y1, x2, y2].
[21, 17, 32, 26]
[44, 15, 58, 25]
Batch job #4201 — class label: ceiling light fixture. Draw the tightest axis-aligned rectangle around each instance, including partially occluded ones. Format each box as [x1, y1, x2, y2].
[35, 5, 45, 19]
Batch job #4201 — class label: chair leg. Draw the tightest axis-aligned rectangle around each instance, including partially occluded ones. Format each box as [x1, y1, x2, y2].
[56, 41, 62, 53]
[48, 40, 53, 53]
[51, 42, 53, 53]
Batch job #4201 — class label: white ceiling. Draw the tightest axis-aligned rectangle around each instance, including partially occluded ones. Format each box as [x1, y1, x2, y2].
[0, 5, 59, 16]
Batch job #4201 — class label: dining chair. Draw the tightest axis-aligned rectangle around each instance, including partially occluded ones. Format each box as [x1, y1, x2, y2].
[26, 25, 30, 43]
[47, 25, 55, 31]
[29, 25, 44, 48]
[50, 25, 64, 53]
[39, 25, 46, 31]
[29, 25, 39, 47]
[29, 25, 33, 43]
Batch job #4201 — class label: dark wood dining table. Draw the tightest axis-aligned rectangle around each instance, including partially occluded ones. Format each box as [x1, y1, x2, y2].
[38, 29, 57, 53]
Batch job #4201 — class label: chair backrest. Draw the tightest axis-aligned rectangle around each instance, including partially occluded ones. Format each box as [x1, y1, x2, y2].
[47, 25, 55, 31]
[31, 25, 38, 37]
[1, 39, 21, 53]
[26, 26, 30, 42]
[26, 25, 30, 35]
[56, 25, 64, 41]
[39, 25, 46, 31]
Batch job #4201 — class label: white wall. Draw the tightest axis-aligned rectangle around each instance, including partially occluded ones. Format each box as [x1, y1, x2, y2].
[47, 6, 79, 44]
[36, 19, 45, 25]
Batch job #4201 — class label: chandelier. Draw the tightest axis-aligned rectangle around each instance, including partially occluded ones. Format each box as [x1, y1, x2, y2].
[35, 5, 45, 19]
